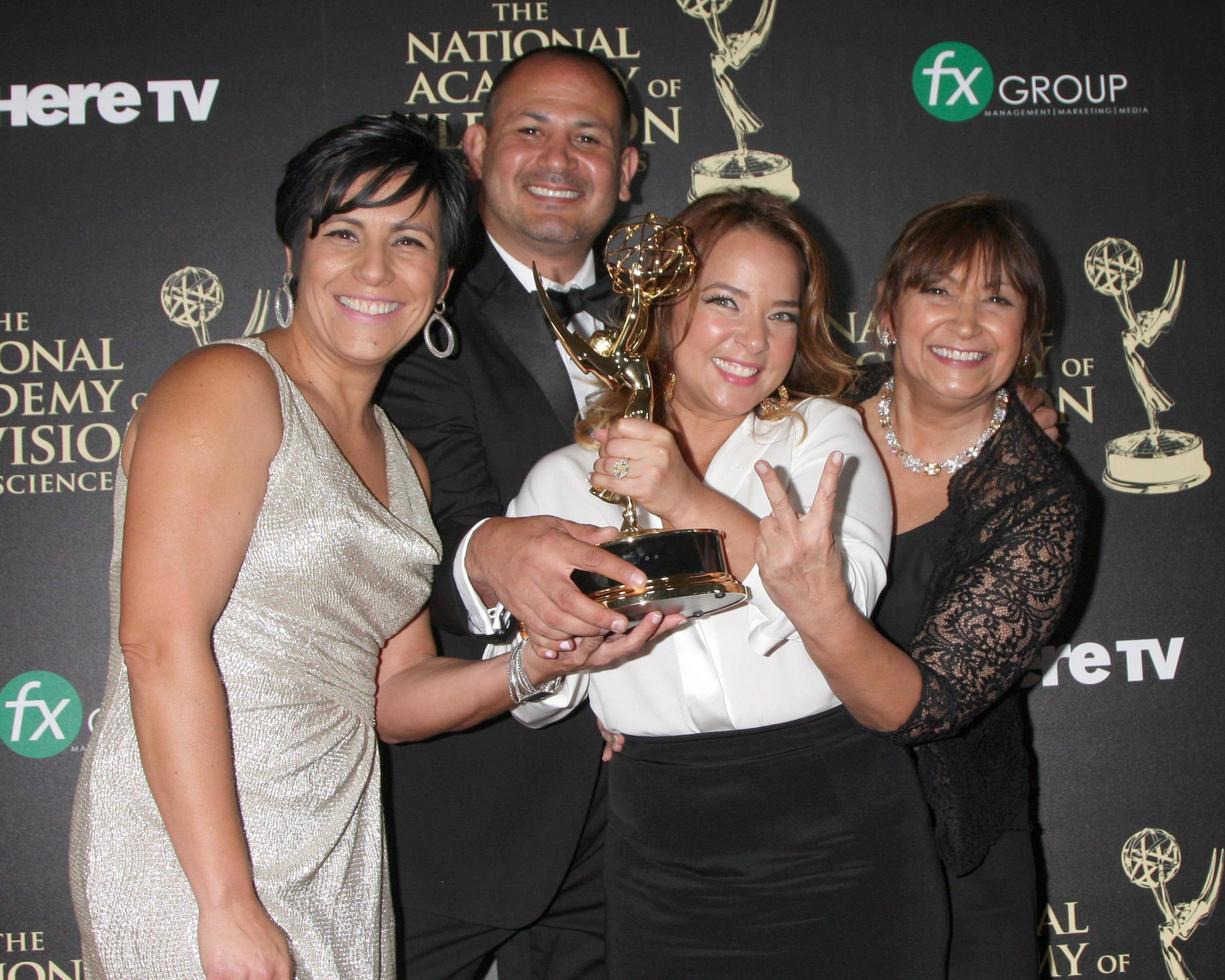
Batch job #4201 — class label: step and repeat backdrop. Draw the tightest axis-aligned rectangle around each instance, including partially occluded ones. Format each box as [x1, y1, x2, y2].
[3, 1, 1222, 976]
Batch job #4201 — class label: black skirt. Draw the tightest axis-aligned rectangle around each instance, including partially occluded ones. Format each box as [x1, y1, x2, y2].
[605, 707, 948, 979]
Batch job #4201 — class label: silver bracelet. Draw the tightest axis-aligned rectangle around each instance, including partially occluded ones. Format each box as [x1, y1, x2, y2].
[506, 636, 563, 705]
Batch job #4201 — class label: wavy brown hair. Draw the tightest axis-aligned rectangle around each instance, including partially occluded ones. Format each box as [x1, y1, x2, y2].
[578, 188, 854, 441]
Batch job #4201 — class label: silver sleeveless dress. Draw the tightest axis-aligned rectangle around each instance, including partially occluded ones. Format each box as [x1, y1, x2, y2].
[69, 338, 440, 978]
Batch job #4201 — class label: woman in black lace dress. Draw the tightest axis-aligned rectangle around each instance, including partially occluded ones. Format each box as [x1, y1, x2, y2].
[754, 195, 1085, 979]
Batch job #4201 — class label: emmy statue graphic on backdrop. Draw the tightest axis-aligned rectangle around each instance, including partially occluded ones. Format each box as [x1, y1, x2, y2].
[534, 213, 747, 620]
[160, 265, 269, 348]
[676, 0, 799, 202]
[1084, 238, 1211, 493]
[1121, 828, 1223, 980]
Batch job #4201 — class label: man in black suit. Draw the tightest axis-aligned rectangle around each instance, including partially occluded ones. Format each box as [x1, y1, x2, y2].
[379, 47, 643, 979]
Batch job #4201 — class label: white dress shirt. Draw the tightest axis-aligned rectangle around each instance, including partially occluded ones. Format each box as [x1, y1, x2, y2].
[485, 397, 894, 737]
[487, 235, 607, 413]
[451, 234, 607, 631]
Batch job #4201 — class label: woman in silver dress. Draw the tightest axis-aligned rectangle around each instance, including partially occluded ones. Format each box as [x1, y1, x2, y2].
[69, 113, 664, 980]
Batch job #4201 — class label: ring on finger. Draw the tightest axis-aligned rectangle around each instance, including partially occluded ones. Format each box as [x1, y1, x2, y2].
[611, 457, 630, 480]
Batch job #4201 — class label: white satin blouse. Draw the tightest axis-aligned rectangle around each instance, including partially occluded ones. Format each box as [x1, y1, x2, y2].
[486, 397, 893, 737]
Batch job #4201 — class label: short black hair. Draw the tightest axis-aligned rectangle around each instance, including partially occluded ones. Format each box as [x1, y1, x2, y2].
[275, 112, 469, 273]
[483, 47, 634, 146]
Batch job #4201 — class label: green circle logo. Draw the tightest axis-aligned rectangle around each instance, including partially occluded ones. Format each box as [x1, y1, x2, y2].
[1, 670, 83, 758]
[912, 42, 994, 121]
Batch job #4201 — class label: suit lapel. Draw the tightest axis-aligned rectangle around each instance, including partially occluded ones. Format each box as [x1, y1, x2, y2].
[462, 233, 579, 432]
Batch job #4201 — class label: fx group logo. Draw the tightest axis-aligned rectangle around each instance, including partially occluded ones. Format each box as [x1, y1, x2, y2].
[913, 42, 994, 121]
[1, 670, 83, 758]
[912, 41, 1139, 121]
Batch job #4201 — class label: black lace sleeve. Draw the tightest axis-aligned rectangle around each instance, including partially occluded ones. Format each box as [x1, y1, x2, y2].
[882, 415, 1086, 744]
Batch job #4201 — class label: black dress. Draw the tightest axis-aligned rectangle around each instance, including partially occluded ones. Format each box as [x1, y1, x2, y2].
[851, 364, 1085, 979]
[875, 511, 1039, 980]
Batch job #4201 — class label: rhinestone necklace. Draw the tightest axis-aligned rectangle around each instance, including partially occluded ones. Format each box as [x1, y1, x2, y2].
[878, 377, 1009, 477]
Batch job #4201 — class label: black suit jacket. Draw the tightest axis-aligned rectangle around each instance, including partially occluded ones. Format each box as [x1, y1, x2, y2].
[378, 228, 605, 928]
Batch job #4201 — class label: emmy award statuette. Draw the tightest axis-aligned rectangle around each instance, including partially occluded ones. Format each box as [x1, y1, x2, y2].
[160, 265, 270, 348]
[676, 0, 799, 202]
[1121, 828, 1223, 980]
[1084, 238, 1211, 493]
[161, 266, 226, 347]
[534, 214, 747, 620]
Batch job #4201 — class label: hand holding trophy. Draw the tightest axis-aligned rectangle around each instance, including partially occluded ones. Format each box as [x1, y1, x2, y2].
[534, 213, 747, 619]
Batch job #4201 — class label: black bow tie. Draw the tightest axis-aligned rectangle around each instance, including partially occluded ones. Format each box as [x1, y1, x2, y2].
[541, 280, 617, 326]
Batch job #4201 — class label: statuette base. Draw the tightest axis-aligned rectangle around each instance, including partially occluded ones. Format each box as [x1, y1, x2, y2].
[572, 528, 747, 620]
[689, 150, 798, 202]
[1103, 429, 1211, 494]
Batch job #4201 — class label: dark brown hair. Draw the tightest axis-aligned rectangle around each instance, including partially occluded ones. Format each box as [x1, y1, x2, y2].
[872, 193, 1046, 382]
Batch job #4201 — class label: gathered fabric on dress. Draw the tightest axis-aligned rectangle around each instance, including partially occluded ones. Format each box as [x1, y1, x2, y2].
[69, 337, 440, 979]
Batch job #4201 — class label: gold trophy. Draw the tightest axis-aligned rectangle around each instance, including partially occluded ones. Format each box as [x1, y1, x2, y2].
[160, 265, 269, 348]
[1121, 828, 1223, 980]
[1084, 238, 1210, 493]
[676, 0, 799, 202]
[533, 214, 747, 620]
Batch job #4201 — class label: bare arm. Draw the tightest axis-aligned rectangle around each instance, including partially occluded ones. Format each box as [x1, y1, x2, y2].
[118, 345, 291, 978]
[754, 455, 923, 730]
[755, 456, 1084, 736]
[379, 341, 501, 636]
[378, 442, 671, 741]
[375, 604, 671, 743]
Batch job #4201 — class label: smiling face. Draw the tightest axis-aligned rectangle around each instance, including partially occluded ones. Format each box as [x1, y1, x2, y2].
[667, 227, 802, 434]
[463, 54, 638, 280]
[884, 257, 1025, 412]
[289, 178, 451, 370]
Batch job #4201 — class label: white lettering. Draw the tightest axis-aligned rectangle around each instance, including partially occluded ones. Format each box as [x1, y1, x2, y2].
[27, 83, 69, 126]
[147, 79, 219, 122]
[97, 81, 141, 124]
[1052, 74, 1083, 105]
[0, 79, 217, 127]
[1028, 637, 1185, 687]
[998, 73, 1130, 108]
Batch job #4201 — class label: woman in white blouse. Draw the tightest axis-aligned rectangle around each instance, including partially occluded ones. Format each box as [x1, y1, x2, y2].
[499, 189, 947, 977]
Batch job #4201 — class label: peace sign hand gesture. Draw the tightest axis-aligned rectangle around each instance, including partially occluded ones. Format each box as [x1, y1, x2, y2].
[753, 452, 852, 626]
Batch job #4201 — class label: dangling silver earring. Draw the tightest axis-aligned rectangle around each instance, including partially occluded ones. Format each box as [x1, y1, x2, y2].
[274, 272, 294, 329]
[423, 300, 456, 358]
[876, 322, 894, 349]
